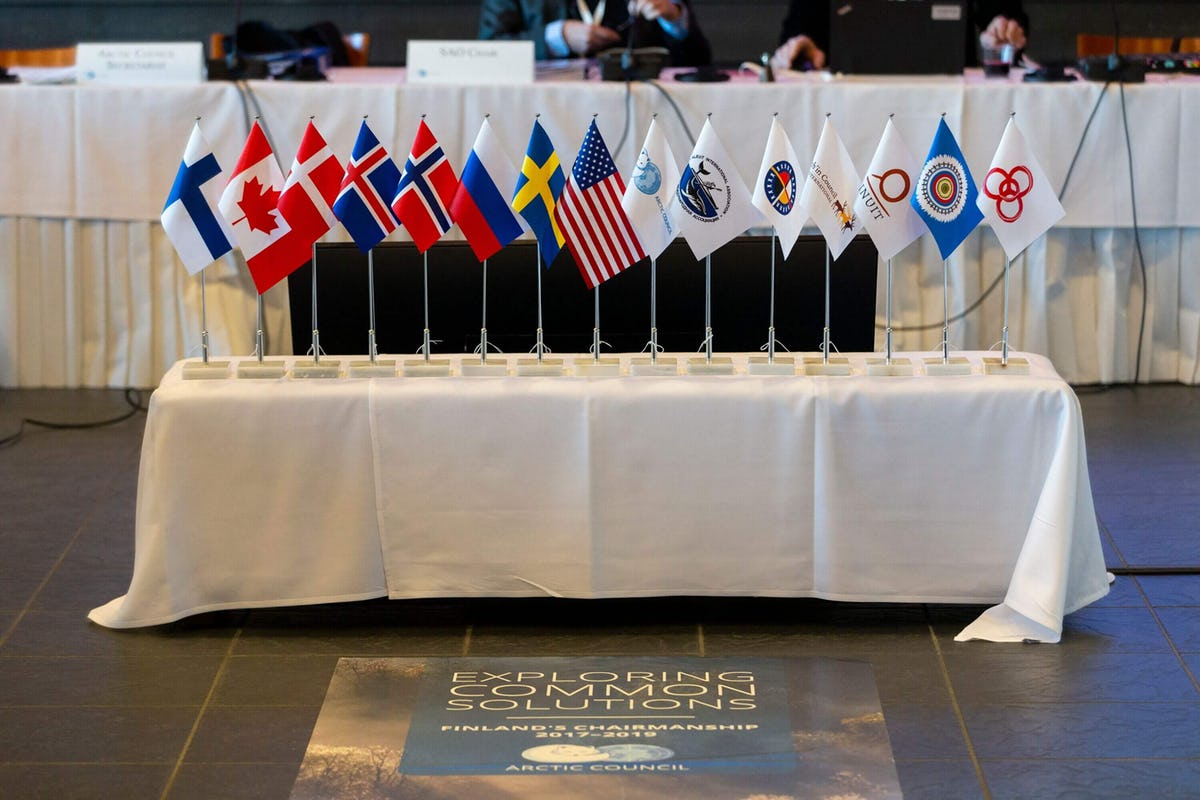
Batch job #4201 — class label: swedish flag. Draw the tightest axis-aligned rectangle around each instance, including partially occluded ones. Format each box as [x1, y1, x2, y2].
[511, 119, 566, 267]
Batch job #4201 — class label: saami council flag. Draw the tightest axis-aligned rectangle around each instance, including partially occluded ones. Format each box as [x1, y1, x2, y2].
[977, 116, 1065, 260]
[332, 120, 401, 253]
[621, 118, 681, 261]
[161, 122, 234, 274]
[675, 118, 761, 261]
[797, 117, 862, 260]
[853, 118, 925, 261]
[555, 119, 646, 289]
[751, 116, 805, 259]
[450, 117, 525, 262]
[248, 120, 344, 294]
[911, 117, 984, 260]
[217, 121, 292, 294]
[392, 119, 459, 254]
[512, 118, 566, 267]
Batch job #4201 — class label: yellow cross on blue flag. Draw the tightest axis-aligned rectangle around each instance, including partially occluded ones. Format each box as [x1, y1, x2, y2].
[512, 119, 566, 267]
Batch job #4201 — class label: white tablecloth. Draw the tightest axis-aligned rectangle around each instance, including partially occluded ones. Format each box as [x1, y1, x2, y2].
[89, 351, 1110, 643]
[5, 71, 1197, 386]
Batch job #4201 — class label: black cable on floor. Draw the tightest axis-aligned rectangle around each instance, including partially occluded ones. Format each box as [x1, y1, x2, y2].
[0, 388, 146, 449]
[1110, 567, 1200, 576]
[1117, 82, 1148, 385]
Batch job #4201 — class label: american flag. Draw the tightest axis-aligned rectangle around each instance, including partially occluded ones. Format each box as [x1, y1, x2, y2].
[555, 120, 646, 289]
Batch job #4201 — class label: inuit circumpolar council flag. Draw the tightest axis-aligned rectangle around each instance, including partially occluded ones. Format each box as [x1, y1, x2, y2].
[853, 118, 925, 261]
[675, 118, 762, 261]
[976, 116, 1065, 260]
[797, 117, 863, 260]
[622, 118, 681, 261]
[751, 116, 805, 259]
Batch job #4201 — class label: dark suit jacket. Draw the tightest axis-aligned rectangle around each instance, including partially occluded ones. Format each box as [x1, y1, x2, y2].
[479, 0, 712, 66]
[780, 0, 1028, 67]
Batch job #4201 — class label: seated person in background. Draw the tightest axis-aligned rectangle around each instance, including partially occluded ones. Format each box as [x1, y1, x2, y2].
[479, 0, 712, 66]
[770, 0, 1027, 71]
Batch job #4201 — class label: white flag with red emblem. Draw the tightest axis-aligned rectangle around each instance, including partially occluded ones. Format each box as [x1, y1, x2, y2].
[976, 117, 1065, 260]
[853, 118, 925, 261]
[797, 117, 862, 260]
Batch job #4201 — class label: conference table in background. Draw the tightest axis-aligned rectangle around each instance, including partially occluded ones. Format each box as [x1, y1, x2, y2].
[89, 351, 1111, 643]
[2, 66, 1198, 388]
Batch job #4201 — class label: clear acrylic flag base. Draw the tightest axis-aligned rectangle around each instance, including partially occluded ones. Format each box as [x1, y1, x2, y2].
[402, 359, 451, 377]
[236, 360, 287, 379]
[292, 358, 343, 379]
[983, 356, 1030, 375]
[516, 357, 564, 377]
[923, 356, 972, 376]
[748, 355, 797, 376]
[803, 355, 852, 376]
[182, 360, 230, 380]
[865, 357, 914, 377]
[573, 357, 621, 377]
[348, 359, 398, 378]
[460, 358, 509, 377]
[686, 356, 735, 375]
[630, 356, 678, 376]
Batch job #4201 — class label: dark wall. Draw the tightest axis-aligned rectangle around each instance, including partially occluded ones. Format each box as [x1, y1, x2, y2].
[2, 1, 1198, 67]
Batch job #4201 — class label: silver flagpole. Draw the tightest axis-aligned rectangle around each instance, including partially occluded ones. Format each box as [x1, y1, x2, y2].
[535, 244, 545, 362]
[1001, 255, 1011, 366]
[650, 257, 658, 364]
[200, 267, 210, 363]
[885, 257, 893, 365]
[368, 248, 378, 363]
[255, 294, 265, 363]
[480, 258, 489, 365]
[592, 286, 601, 363]
[311, 242, 320, 364]
[422, 249, 431, 363]
[821, 247, 832, 364]
[705, 253, 713, 364]
[768, 231, 777, 363]
[941, 257, 950, 364]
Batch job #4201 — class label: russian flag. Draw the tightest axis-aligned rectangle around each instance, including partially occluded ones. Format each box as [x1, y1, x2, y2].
[450, 118, 524, 262]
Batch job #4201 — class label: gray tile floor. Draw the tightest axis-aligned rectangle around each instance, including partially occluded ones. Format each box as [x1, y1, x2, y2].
[1, 384, 1198, 800]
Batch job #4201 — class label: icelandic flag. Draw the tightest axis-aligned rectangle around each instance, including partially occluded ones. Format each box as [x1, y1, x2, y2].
[511, 118, 566, 268]
[391, 118, 459, 254]
[161, 122, 234, 274]
[911, 117, 984, 260]
[332, 120, 402, 253]
[450, 117, 525, 262]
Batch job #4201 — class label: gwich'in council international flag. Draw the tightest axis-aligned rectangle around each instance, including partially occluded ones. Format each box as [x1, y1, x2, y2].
[797, 116, 862, 261]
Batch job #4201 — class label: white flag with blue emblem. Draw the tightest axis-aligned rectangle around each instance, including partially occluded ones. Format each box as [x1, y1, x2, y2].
[675, 118, 762, 261]
[752, 116, 805, 259]
[161, 123, 234, 274]
[621, 118, 681, 261]
[797, 117, 862, 261]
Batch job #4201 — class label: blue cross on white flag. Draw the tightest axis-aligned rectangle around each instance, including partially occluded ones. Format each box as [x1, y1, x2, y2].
[161, 123, 234, 274]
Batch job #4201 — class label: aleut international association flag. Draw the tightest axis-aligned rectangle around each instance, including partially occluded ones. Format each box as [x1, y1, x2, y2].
[332, 120, 401, 254]
[621, 118, 681, 261]
[217, 121, 292, 294]
[797, 117, 862, 260]
[977, 117, 1065, 260]
[555, 119, 646, 289]
[853, 118, 925, 261]
[392, 119, 459, 254]
[161, 123, 234, 274]
[911, 117, 984, 260]
[512, 119, 566, 268]
[751, 116, 805, 259]
[450, 117, 525, 262]
[675, 118, 761, 261]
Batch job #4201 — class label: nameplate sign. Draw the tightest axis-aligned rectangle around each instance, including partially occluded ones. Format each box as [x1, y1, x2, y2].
[76, 42, 205, 85]
[406, 40, 534, 85]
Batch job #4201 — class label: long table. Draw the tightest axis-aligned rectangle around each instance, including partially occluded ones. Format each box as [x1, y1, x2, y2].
[4, 69, 1197, 387]
[89, 351, 1111, 643]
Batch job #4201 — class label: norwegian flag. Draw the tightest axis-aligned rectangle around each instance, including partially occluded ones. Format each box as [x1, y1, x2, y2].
[555, 120, 646, 289]
[332, 120, 401, 253]
[391, 119, 458, 253]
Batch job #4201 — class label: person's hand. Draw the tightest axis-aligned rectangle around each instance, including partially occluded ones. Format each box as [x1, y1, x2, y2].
[628, 0, 683, 23]
[980, 15, 1026, 50]
[562, 19, 622, 55]
[770, 34, 826, 71]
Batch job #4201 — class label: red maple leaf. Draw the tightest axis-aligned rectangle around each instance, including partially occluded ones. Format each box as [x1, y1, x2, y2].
[235, 176, 281, 234]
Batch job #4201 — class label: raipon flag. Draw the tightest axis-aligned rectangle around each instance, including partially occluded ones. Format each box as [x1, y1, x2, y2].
[751, 116, 806, 259]
[797, 116, 862, 260]
[511, 118, 567, 267]
[911, 116, 984, 260]
[621, 117, 681, 261]
[392, 118, 459, 253]
[853, 117, 926, 261]
[977, 116, 1065, 260]
[161, 122, 234, 274]
[555, 119, 646, 289]
[332, 120, 402, 253]
[675, 117, 762, 261]
[450, 117, 525, 262]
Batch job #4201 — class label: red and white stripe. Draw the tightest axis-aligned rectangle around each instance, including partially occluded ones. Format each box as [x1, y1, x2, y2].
[556, 172, 645, 289]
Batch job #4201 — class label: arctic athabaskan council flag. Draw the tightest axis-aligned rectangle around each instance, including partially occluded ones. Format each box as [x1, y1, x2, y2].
[977, 116, 1065, 259]
[751, 116, 805, 259]
[675, 118, 761, 260]
[853, 118, 925, 261]
[797, 117, 862, 260]
[161, 122, 234, 274]
[622, 117, 681, 261]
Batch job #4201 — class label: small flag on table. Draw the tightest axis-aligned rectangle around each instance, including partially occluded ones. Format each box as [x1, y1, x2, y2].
[853, 118, 925, 261]
[797, 117, 862, 260]
[977, 117, 1065, 259]
[451, 118, 525, 262]
[752, 116, 805, 259]
[332, 120, 402, 253]
[555, 119, 646, 288]
[675, 118, 761, 260]
[161, 122, 234, 274]
[392, 119, 459, 253]
[512, 119, 566, 267]
[911, 117, 983, 259]
[622, 118, 681, 261]
[217, 121, 292, 294]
